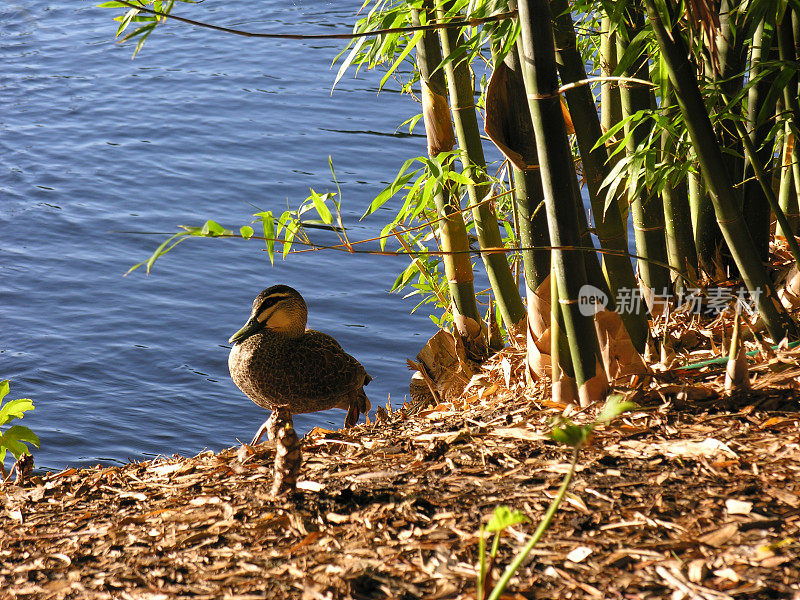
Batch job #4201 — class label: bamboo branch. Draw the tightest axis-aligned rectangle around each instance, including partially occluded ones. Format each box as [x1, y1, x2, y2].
[109, 0, 516, 41]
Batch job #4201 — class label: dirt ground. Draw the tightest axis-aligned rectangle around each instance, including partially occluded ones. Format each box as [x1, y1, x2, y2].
[2, 344, 800, 600]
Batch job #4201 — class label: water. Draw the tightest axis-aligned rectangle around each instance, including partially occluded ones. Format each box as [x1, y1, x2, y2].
[1, 1, 439, 471]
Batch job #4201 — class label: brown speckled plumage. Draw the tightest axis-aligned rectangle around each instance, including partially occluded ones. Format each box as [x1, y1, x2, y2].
[228, 285, 370, 442]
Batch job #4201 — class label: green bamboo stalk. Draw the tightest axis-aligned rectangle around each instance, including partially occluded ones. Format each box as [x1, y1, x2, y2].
[742, 19, 778, 260]
[617, 3, 671, 298]
[514, 168, 550, 291]
[644, 0, 797, 341]
[778, 6, 800, 214]
[710, 0, 747, 208]
[551, 264, 560, 385]
[660, 80, 698, 290]
[570, 175, 614, 305]
[600, 15, 622, 148]
[490, 42, 551, 292]
[411, 7, 485, 354]
[551, 0, 649, 352]
[436, 4, 527, 337]
[777, 122, 798, 239]
[722, 91, 800, 269]
[512, 0, 604, 395]
[688, 166, 721, 276]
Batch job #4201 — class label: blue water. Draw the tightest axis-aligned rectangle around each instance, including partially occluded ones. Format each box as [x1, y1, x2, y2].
[1, 1, 440, 471]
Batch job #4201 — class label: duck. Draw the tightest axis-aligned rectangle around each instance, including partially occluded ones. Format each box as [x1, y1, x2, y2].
[228, 284, 371, 445]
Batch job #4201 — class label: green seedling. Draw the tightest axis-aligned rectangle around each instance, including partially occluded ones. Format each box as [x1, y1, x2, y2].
[0, 380, 39, 480]
[481, 394, 637, 600]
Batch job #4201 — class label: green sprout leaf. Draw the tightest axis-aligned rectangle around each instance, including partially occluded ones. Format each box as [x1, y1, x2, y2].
[0, 398, 35, 427]
[0, 425, 40, 462]
[548, 422, 591, 447]
[596, 393, 638, 424]
[0, 381, 39, 466]
[486, 506, 530, 533]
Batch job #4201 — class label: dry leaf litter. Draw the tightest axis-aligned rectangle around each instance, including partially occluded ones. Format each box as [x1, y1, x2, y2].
[3, 306, 800, 599]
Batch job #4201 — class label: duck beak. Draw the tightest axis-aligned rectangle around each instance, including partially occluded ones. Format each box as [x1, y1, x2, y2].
[229, 317, 261, 344]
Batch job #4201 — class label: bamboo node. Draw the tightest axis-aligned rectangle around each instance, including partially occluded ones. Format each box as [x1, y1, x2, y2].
[527, 92, 559, 100]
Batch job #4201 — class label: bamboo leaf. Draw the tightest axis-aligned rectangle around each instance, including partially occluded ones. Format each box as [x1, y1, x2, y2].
[334, 36, 369, 89]
[613, 29, 651, 76]
[126, 231, 189, 275]
[549, 422, 591, 447]
[757, 66, 795, 124]
[596, 393, 637, 423]
[115, 7, 139, 36]
[199, 220, 229, 237]
[311, 192, 334, 225]
[379, 32, 423, 90]
[283, 221, 299, 258]
[379, 220, 395, 252]
[256, 211, 276, 265]
[364, 171, 417, 219]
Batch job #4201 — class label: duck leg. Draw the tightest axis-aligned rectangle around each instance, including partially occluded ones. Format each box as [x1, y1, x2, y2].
[344, 388, 368, 428]
[250, 409, 283, 445]
[270, 407, 301, 497]
[344, 401, 358, 428]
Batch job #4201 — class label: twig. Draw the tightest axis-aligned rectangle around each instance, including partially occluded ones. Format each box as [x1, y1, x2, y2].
[111, 1, 517, 41]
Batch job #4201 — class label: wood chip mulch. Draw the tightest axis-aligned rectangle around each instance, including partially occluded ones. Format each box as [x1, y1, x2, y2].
[2, 348, 800, 600]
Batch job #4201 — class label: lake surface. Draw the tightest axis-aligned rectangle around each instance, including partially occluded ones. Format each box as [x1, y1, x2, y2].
[1, 1, 441, 471]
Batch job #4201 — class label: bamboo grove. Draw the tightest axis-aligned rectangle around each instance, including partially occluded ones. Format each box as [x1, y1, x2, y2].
[342, 0, 800, 404]
[110, 0, 800, 405]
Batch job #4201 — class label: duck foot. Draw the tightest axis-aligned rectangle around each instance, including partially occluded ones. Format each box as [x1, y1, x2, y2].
[251, 410, 283, 445]
[343, 388, 370, 429]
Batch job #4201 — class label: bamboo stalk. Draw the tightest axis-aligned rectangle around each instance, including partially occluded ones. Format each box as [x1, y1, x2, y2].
[617, 2, 670, 299]
[742, 19, 778, 260]
[722, 92, 800, 269]
[644, 0, 797, 341]
[688, 166, 720, 276]
[436, 3, 527, 338]
[660, 80, 697, 290]
[778, 6, 800, 216]
[709, 0, 746, 212]
[600, 15, 622, 149]
[412, 7, 485, 356]
[489, 42, 551, 292]
[551, 0, 649, 352]
[777, 123, 798, 239]
[512, 0, 606, 401]
[514, 168, 550, 291]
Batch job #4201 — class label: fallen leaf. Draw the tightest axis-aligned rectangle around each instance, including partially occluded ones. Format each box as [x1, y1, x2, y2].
[565, 546, 592, 563]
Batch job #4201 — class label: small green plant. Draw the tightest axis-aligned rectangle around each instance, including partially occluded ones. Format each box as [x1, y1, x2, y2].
[477, 506, 530, 600]
[0, 380, 40, 480]
[479, 394, 636, 600]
